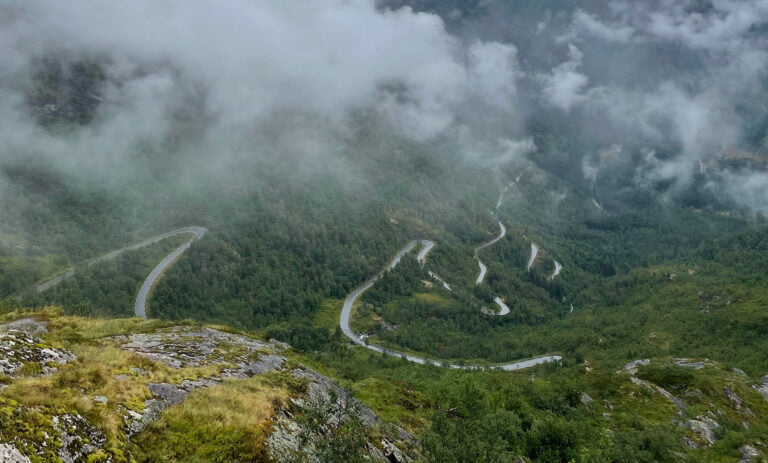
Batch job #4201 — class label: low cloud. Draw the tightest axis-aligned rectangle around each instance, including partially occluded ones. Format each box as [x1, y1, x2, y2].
[539, 44, 589, 112]
[1, 0, 767, 215]
[0, 0, 528, 185]
[565, 9, 635, 44]
[533, 0, 768, 198]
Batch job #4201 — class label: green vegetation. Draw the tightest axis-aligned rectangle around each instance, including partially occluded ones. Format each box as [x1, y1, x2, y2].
[133, 375, 290, 462]
[303, 340, 768, 462]
[2, 70, 768, 462]
[21, 234, 189, 317]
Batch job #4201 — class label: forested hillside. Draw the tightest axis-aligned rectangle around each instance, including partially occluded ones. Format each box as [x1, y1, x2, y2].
[3, 0, 768, 461]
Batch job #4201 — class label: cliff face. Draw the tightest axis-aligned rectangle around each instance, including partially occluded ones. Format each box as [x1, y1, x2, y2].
[0, 308, 417, 463]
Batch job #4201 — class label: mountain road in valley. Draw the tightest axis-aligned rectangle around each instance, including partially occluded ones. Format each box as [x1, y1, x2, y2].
[339, 240, 562, 370]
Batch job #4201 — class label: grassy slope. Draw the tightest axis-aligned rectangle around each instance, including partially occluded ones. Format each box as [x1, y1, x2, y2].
[1, 304, 767, 462]
[0, 307, 297, 462]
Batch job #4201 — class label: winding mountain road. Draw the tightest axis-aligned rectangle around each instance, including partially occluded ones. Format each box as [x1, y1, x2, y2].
[526, 243, 539, 272]
[476, 261, 487, 285]
[34, 226, 207, 319]
[339, 240, 562, 370]
[493, 297, 511, 316]
[474, 219, 507, 255]
[474, 219, 507, 285]
[134, 227, 207, 319]
[549, 261, 563, 281]
[416, 240, 435, 265]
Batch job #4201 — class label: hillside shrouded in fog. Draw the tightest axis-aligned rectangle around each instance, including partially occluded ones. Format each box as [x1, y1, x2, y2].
[2, 1, 768, 462]
[1, 0, 767, 212]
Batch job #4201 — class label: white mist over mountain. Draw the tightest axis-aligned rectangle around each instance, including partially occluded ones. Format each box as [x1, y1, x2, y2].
[1, 0, 767, 209]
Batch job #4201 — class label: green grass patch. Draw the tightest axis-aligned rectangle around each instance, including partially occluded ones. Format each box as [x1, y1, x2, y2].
[313, 298, 342, 332]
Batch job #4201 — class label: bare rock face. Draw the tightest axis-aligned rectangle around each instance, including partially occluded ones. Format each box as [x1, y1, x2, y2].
[674, 358, 707, 369]
[115, 327, 287, 436]
[0, 331, 74, 377]
[723, 386, 754, 415]
[124, 379, 221, 436]
[683, 415, 720, 447]
[739, 444, 760, 462]
[116, 326, 278, 373]
[683, 436, 698, 449]
[752, 375, 768, 402]
[53, 414, 108, 463]
[0, 409, 109, 463]
[267, 366, 416, 463]
[0, 318, 48, 336]
[1, 320, 416, 463]
[0, 444, 31, 463]
[621, 359, 650, 375]
[224, 354, 287, 378]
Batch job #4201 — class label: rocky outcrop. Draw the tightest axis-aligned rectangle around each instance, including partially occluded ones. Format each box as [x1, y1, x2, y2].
[622, 360, 686, 411]
[268, 367, 417, 463]
[0, 406, 110, 463]
[674, 358, 706, 369]
[0, 444, 30, 463]
[111, 326, 414, 461]
[621, 359, 650, 375]
[115, 327, 288, 435]
[739, 444, 760, 462]
[0, 331, 74, 377]
[683, 415, 720, 447]
[124, 378, 221, 436]
[53, 414, 109, 463]
[751, 375, 768, 402]
[0, 316, 417, 463]
[116, 326, 276, 370]
[723, 385, 754, 415]
[630, 376, 687, 411]
[0, 318, 48, 336]
[268, 366, 416, 463]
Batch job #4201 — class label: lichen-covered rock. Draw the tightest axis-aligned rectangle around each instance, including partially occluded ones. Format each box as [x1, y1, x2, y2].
[125, 378, 221, 436]
[0, 443, 31, 463]
[53, 414, 109, 463]
[267, 366, 417, 462]
[0, 400, 108, 463]
[223, 354, 286, 378]
[621, 359, 650, 375]
[723, 385, 754, 415]
[674, 358, 707, 369]
[0, 319, 48, 336]
[683, 415, 720, 446]
[0, 331, 74, 377]
[115, 327, 292, 437]
[0, 316, 418, 463]
[751, 375, 768, 402]
[739, 444, 760, 462]
[116, 327, 275, 371]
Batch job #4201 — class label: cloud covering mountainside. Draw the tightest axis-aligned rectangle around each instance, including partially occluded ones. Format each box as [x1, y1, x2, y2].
[0, 0, 767, 210]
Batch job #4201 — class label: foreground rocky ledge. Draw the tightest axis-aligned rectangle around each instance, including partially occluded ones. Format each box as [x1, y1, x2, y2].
[0, 309, 417, 462]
